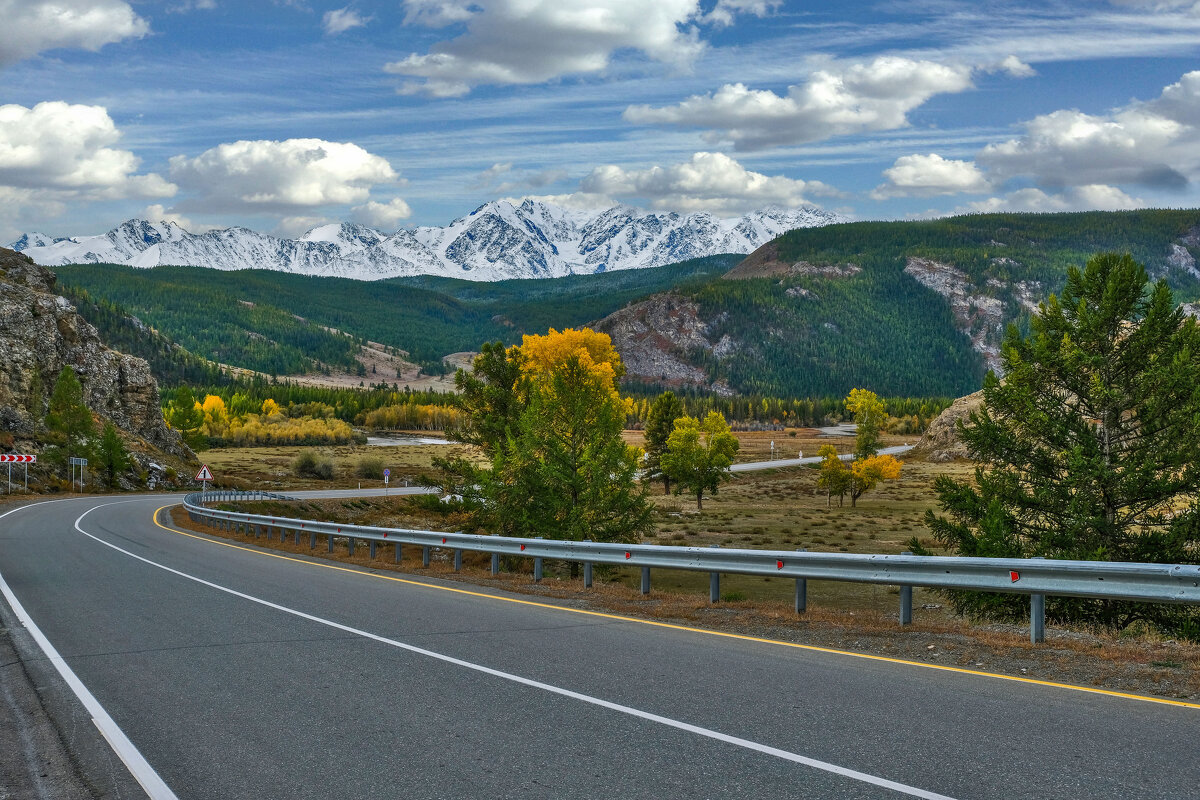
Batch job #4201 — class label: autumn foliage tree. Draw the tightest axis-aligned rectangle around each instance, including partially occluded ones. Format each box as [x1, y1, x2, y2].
[816, 444, 851, 507]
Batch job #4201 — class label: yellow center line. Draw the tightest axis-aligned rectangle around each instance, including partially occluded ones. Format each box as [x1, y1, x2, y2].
[152, 504, 1200, 711]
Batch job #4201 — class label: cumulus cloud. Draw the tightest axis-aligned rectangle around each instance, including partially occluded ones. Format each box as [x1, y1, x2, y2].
[0, 102, 174, 201]
[964, 185, 1144, 213]
[872, 154, 991, 199]
[275, 216, 333, 238]
[0, 0, 149, 66]
[351, 197, 413, 228]
[140, 204, 218, 233]
[322, 7, 370, 35]
[386, 0, 706, 97]
[577, 151, 837, 214]
[168, 138, 397, 212]
[624, 56, 975, 151]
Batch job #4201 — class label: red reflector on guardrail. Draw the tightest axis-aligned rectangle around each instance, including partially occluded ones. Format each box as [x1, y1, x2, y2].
[442, 537, 447, 544]
[1010, 571, 1020, 582]
[625, 552, 631, 559]
[777, 560, 784, 569]
[520, 544, 525, 551]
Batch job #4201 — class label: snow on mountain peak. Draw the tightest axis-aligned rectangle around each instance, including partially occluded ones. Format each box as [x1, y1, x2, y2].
[8, 201, 844, 281]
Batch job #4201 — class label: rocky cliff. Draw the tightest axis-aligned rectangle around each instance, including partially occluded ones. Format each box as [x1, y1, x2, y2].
[909, 390, 983, 462]
[0, 247, 188, 457]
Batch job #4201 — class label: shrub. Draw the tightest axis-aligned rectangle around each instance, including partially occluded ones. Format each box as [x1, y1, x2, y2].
[356, 456, 385, 480]
[293, 451, 335, 480]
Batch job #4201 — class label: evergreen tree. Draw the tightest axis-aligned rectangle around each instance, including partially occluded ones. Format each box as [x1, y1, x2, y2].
[45, 366, 95, 471]
[644, 391, 683, 494]
[661, 412, 740, 510]
[167, 385, 207, 451]
[921, 253, 1200, 635]
[97, 422, 131, 489]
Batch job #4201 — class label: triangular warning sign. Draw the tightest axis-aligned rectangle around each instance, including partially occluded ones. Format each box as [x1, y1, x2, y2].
[195, 464, 214, 482]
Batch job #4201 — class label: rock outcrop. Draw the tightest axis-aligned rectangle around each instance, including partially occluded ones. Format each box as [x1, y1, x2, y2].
[909, 390, 984, 462]
[0, 247, 188, 457]
[724, 241, 862, 280]
[593, 293, 734, 396]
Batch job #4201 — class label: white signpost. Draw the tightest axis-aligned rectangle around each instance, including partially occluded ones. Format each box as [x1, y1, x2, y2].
[196, 464, 214, 495]
[69, 456, 87, 492]
[383, 468, 390, 496]
[1, 454, 36, 493]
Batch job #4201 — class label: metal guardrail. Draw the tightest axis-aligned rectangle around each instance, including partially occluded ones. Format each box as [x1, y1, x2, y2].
[182, 492, 1200, 644]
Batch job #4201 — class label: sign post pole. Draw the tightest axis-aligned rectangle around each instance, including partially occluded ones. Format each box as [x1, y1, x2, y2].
[383, 468, 390, 497]
[195, 464, 214, 496]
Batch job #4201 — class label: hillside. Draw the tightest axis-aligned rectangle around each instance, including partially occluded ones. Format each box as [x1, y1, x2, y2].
[53, 210, 1200, 400]
[54, 255, 736, 379]
[595, 210, 1200, 397]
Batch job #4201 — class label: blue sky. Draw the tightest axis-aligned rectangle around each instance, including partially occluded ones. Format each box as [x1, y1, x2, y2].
[4, 0, 1200, 240]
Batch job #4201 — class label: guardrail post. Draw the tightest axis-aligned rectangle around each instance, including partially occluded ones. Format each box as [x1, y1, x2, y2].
[348, 537, 356, 557]
[369, 540, 377, 560]
[709, 545, 720, 603]
[454, 549, 463, 572]
[583, 561, 592, 588]
[422, 545, 431, 568]
[899, 551, 913, 625]
[328, 532, 335, 553]
[533, 537, 543, 583]
[1031, 593, 1045, 644]
[395, 541, 403, 564]
[294, 529, 301, 545]
[490, 535, 499, 575]
[795, 548, 807, 613]
[309, 530, 317, 549]
[641, 566, 651, 595]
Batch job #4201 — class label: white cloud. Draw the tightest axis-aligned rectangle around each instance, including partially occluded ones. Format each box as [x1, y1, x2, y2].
[577, 151, 837, 214]
[0, 102, 174, 200]
[977, 70, 1200, 191]
[993, 55, 1036, 78]
[964, 185, 1144, 213]
[351, 197, 413, 228]
[322, 7, 370, 36]
[517, 192, 616, 211]
[624, 56, 974, 151]
[474, 162, 568, 192]
[386, 0, 706, 97]
[140, 204, 218, 233]
[872, 154, 991, 198]
[275, 216, 333, 238]
[705, 0, 780, 27]
[168, 138, 397, 212]
[0, 0, 149, 66]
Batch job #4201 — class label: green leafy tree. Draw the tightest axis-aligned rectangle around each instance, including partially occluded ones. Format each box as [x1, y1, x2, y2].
[644, 391, 683, 494]
[845, 388, 887, 459]
[661, 412, 740, 510]
[920, 252, 1200, 635]
[816, 444, 851, 508]
[97, 422, 131, 489]
[45, 365, 95, 471]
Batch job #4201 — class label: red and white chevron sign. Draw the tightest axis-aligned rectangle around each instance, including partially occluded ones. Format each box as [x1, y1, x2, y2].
[0, 454, 36, 463]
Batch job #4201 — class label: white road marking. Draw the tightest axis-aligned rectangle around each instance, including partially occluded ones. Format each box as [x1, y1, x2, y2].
[69, 500, 958, 800]
[0, 500, 180, 800]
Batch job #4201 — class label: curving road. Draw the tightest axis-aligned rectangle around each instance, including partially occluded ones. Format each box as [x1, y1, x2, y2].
[1, 494, 1197, 799]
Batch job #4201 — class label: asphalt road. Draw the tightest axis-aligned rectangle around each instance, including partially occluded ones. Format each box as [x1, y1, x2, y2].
[1, 493, 1197, 799]
[730, 444, 913, 473]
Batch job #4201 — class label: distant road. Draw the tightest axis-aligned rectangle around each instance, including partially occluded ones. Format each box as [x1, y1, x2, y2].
[732, 444, 913, 473]
[1, 492, 1194, 799]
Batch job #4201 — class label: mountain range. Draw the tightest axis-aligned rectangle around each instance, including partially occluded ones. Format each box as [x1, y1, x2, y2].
[9, 200, 841, 281]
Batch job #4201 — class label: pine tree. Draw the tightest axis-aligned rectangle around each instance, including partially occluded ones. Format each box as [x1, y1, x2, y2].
[644, 391, 683, 494]
[45, 365, 95, 471]
[921, 253, 1200, 635]
[97, 422, 131, 489]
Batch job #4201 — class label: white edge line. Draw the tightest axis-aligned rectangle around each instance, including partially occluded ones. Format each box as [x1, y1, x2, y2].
[0, 499, 179, 799]
[73, 500, 956, 800]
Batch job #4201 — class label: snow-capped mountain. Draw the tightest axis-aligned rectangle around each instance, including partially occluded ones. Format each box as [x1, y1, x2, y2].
[10, 200, 844, 282]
